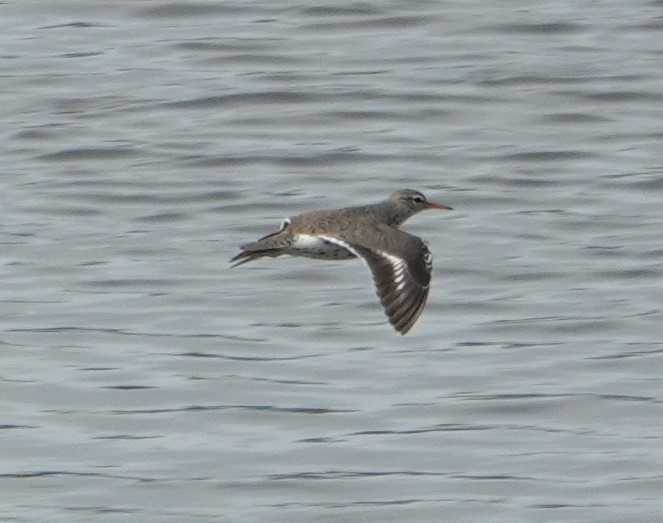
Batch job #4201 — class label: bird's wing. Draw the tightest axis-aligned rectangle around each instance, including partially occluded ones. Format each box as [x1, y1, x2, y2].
[319, 227, 432, 334]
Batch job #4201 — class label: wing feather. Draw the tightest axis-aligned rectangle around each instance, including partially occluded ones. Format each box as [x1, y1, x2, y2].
[319, 233, 432, 335]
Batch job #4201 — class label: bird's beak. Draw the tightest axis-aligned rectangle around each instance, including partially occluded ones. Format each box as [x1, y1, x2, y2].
[428, 201, 453, 211]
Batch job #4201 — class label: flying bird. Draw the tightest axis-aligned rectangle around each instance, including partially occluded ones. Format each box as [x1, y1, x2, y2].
[231, 189, 453, 334]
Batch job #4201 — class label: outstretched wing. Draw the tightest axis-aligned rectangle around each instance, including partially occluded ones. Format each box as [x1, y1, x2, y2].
[319, 228, 432, 334]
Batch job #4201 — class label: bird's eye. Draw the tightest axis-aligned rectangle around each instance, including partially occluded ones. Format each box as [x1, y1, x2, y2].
[412, 196, 424, 204]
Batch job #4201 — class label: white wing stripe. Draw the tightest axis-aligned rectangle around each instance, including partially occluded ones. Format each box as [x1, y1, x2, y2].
[316, 235, 363, 260]
[319, 235, 410, 291]
[317, 235, 428, 333]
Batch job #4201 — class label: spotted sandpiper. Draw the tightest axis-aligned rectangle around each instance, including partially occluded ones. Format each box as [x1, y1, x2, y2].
[230, 189, 453, 334]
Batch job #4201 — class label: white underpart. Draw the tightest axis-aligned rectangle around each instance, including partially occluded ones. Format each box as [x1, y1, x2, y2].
[318, 235, 407, 291]
[293, 233, 327, 249]
[316, 235, 362, 259]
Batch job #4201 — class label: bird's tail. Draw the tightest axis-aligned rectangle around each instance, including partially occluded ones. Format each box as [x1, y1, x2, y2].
[230, 248, 281, 267]
[230, 229, 292, 268]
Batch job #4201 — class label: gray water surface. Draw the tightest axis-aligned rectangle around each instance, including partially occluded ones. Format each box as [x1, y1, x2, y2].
[2, 1, 663, 521]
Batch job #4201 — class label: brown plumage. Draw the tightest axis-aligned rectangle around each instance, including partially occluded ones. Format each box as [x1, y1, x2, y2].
[230, 189, 452, 334]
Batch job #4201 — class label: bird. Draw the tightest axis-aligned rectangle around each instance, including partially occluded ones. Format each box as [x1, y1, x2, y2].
[230, 189, 453, 334]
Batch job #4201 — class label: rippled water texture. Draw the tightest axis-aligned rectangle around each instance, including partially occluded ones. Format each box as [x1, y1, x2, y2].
[2, 1, 663, 521]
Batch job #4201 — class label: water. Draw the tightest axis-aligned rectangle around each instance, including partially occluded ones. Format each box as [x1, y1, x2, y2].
[2, 1, 663, 521]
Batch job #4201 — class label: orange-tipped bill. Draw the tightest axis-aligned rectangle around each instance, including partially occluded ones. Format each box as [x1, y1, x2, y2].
[428, 201, 453, 210]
